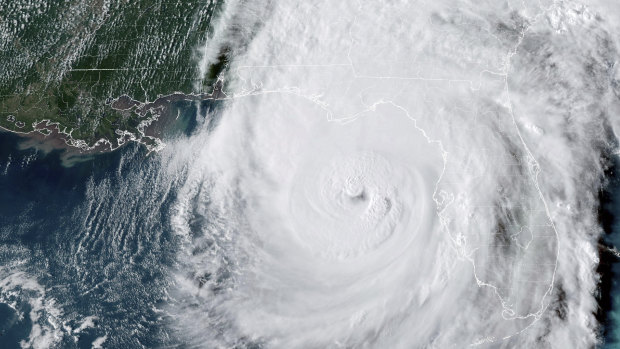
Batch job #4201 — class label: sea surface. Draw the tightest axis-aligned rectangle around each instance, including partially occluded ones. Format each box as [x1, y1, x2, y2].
[600, 155, 620, 349]
[0, 99, 619, 347]
[0, 100, 210, 348]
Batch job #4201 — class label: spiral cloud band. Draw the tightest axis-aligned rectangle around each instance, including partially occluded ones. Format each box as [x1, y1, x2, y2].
[167, 0, 620, 347]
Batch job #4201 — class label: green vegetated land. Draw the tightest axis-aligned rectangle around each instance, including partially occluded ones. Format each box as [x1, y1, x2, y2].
[0, 0, 225, 148]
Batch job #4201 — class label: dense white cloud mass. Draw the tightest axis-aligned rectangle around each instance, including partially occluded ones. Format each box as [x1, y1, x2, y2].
[168, 0, 620, 347]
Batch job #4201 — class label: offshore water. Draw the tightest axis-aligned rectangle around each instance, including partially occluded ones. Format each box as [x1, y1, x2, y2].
[1, 98, 620, 347]
[600, 155, 620, 349]
[0, 100, 209, 348]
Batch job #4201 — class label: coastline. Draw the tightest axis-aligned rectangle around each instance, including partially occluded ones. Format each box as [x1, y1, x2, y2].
[1, 80, 227, 159]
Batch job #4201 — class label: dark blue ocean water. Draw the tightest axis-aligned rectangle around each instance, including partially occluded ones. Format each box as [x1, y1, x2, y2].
[0, 100, 213, 348]
[0, 99, 619, 347]
[0, 132, 176, 347]
[600, 154, 620, 349]
[604, 251, 620, 349]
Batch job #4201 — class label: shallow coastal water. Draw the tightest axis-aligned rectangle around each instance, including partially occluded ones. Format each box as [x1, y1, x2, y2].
[3, 0, 620, 347]
[0, 130, 168, 347]
[1, 105, 620, 347]
[0, 100, 214, 348]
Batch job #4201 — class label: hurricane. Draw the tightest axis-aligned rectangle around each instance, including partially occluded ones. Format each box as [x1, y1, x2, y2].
[2, 0, 620, 347]
[159, 0, 620, 347]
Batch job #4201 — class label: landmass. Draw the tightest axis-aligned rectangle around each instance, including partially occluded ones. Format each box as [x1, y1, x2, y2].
[0, 0, 228, 153]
